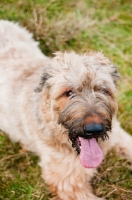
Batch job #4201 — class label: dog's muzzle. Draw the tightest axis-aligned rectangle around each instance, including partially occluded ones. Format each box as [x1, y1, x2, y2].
[75, 123, 109, 169]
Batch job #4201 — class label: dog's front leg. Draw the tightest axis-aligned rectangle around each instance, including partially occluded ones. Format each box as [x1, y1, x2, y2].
[112, 120, 132, 162]
[39, 150, 104, 200]
[101, 119, 132, 162]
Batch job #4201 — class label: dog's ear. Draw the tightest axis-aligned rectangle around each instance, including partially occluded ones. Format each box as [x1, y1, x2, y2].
[34, 71, 52, 93]
[111, 66, 120, 86]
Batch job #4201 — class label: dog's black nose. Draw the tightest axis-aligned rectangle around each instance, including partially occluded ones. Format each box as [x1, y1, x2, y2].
[84, 123, 104, 136]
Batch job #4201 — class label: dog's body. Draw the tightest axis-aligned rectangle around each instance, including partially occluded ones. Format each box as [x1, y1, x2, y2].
[0, 20, 132, 200]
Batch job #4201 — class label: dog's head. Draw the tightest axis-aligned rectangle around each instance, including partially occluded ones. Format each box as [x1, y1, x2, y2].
[36, 52, 120, 168]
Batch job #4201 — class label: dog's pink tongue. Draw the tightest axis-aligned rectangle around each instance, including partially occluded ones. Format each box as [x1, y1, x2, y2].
[79, 137, 103, 168]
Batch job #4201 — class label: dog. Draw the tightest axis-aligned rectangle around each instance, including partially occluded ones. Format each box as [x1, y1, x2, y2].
[0, 20, 132, 200]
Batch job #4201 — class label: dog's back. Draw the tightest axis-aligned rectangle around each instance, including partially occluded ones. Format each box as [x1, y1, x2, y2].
[0, 20, 46, 146]
[0, 20, 43, 58]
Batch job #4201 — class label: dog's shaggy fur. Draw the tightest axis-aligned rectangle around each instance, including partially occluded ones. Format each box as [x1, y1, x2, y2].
[0, 20, 132, 200]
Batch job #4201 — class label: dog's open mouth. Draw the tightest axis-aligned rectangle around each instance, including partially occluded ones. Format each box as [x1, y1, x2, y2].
[76, 137, 104, 168]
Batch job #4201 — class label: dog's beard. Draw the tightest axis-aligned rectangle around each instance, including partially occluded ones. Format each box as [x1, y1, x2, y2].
[68, 125, 110, 168]
[60, 119, 110, 168]
[71, 131, 109, 154]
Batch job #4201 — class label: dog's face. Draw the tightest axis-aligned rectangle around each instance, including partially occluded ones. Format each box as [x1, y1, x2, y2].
[36, 52, 120, 168]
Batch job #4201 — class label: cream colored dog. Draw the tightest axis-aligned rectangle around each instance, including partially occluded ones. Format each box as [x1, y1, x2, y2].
[0, 20, 132, 200]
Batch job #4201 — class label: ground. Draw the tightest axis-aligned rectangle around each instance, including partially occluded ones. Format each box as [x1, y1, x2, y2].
[0, 0, 132, 199]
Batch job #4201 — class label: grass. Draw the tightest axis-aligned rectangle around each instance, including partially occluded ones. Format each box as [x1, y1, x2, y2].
[0, 0, 132, 199]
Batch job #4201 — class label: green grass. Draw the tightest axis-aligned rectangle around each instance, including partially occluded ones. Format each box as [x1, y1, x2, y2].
[0, 0, 132, 199]
[0, 133, 50, 200]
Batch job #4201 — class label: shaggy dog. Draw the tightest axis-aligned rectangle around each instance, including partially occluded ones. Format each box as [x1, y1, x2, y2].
[0, 20, 132, 200]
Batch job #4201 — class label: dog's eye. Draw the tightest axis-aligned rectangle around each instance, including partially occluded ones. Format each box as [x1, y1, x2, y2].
[65, 90, 74, 97]
[100, 88, 111, 95]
